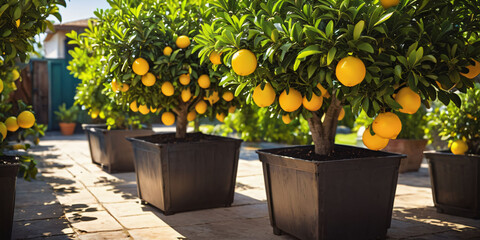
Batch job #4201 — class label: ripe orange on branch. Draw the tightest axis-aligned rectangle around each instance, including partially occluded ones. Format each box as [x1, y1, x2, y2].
[279, 88, 302, 112]
[380, 0, 400, 9]
[161, 112, 175, 126]
[17, 111, 36, 129]
[141, 73, 156, 86]
[209, 51, 222, 65]
[362, 127, 389, 151]
[335, 56, 366, 87]
[252, 83, 275, 108]
[176, 35, 190, 49]
[198, 75, 211, 89]
[232, 49, 257, 76]
[302, 94, 323, 111]
[179, 74, 190, 85]
[460, 59, 480, 79]
[132, 58, 149, 75]
[395, 87, 421, 114]
[372, 112, 402, 139]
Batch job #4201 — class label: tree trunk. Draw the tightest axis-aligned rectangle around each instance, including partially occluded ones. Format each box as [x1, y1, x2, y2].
[307, 96, 342, 156]
[194, 118, 200, 132]
[175, 103, 189, 139]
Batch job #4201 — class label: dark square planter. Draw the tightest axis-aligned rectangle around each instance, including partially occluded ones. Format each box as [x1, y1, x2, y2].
[82, 124, 107, 165]
[83, 125, 154, 173]
[424, 151, 480, 218]
[0, 156, 19, 240]
[257, 145, 404, 240]
[127, 132, 242, 215]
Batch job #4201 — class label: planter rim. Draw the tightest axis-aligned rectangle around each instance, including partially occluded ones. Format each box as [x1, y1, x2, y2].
[82, 123, 107, 130]
[390, 138, 428, 142]
[89, 127, 153, 134]
[0, 155, 20, 168]
[256, 144, 406, 163]
[126, 132, 242, 148]
[424, 150, 480, 159]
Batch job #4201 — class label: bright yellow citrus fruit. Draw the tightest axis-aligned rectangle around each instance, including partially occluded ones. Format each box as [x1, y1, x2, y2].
[0, 122, 6, 140]
[282, 115, 291, 124]
[216, 113, 226, 122]
[222, 91, 234, 102]
[335, 56, 366, 87]
[91, 109, 100, 119]
[460, 59, 480, 79]
[363, 127, 390, 151]
[228, 106, 236, 113]
[181, 88, 191, 102]
[150, 106, 158, 113]
[338, 108, 345, 121]
[372, 112, 402, 139]
[16, 19, 20, 28]
[195, 100, 207, 114]
[187, 111, 196, 121]
[5, 117, 19, 132]
[451, 140, 468, 155]
[141, 72, 156, 86]
[161, 81, 174, 96]
[206, 91, 220, 105]
[138, 104, 150, 115]
[232, 49, 257, 76]
[198, 75, 211, 89]
[17, 111, 35, 129]
[380, 0, 400, 8]
[132, 58, 149, 75]
[176, 35, 190, 49]
[252, 83, 275, 107]
[395, 87, 421, 114]
[163, 46, 173, 56]
[111, 80, 119, 92]
[209, 51, 222, 65]
[179, 74, 190, 85]
[130, 100, 138, 112]
[121, 83, 129, 92]
[279, 88, 303, 112]
[0, 80, 4, 93]
[12, 69, 20, 80]
[302, 94, 323, 111]
[317, 84, 330, 98]
[161, 112, 175, 126]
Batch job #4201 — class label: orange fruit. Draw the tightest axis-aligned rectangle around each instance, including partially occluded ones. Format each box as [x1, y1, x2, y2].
[460, 59, 480, 79]
[161, 112, 175, 126]
[16, 19, 20, 28]
[335, 56, 366, 87]
[451, 140, 468, 155]
[91, 109, 100, 119]
[302, 94, 323, 111]
[222, 91, 234, 102]
[395, 87, 421, 114]
[179, 74, 190, 85]
[150, 106, 158, 113]
[362, 127, 390, 151]
[252, 83, 275, 107]
[130, 100, 138, 112]
[206, 91, 220, 105]
[195, 100, 207, 114]
[181, 88, 191, 102]
[0, 80, 3, 93]
[216, 113, 226, 122]
[12, 69, 20, 80]
[380, 0, 400, 8]
[232, 49, 257, 76]
[372, 112, 402, 139]
[17, 111, 35, 129]
[111, 80, 119, 92]
[161, 81, 174, 96]
[132, 58, 149, 75]
[338, 108, 345, 121]
[187, 111, 196, 121]
[198, 75, 211, 89]
[163, 46, 173, 56]
[317, 84, 330, 98]
[209, 51, 222, 65]
[138, 104, 150, 115]
[121, 83, 129, 92]
[282, 115, 291, 124]
[5, 117, 19, 132]
[228, 106, 236, 113]
[279, 88, 303, 112]
[0, 122, 6, 140]
[141, 72, 156, 86]
[176, 35, 190, 48]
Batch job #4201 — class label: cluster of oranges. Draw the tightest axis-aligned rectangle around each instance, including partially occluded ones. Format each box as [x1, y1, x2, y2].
[0, 111, 36, 141]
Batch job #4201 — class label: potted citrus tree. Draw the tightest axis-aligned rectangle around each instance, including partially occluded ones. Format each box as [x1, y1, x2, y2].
[196, 0, 480, 239]
[91, 0, 242, 215]
[67, 20, 154, 173]
[424, 84, 480, 218]
[0, 0, 62, 238]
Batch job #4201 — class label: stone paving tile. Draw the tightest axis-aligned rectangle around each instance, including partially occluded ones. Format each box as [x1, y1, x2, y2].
[14, 202, 65, 221]
[117, 213, 170, 229]
[102, 202, 156, 217]
[12, 218, 74, 239]
[127, 226, 186, 240]
[76, 230, 131, 240]
[55, 188, 99, 206]
[88, 185, 139, 203]
[236, 160, 263, 177]
[65, 210, 123, 233]
[15, 190, 59, 207]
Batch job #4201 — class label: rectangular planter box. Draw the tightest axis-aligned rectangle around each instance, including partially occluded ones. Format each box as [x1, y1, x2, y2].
[84, 125, 154, 173]
[257, 145, 404, 240]
[0, 156, 19, 240]
[424, 151, 480, 218]
[127, 132, 242, 215]
[82, 124, 107, 165]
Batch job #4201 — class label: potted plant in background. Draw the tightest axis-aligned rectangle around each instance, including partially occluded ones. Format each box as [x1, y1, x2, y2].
[0, 0, 63, 238]
[90, 0, 243, 215]
[54, 103, 79, 135]
[67, 20, 154, 173]
[424, 83, 480, 219]
[196, 0, 480, 239]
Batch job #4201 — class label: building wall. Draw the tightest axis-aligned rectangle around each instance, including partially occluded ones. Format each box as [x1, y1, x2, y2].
[44, 31, 67, 59]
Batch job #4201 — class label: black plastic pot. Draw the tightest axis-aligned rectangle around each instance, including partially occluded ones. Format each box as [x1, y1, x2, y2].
[82, 124, 107, 165]
[83, 125, 154, 173]
[424, 151, 480, 219]
[0, 156, 20, 240]
[257, 145, 404, 240]
[127, 132, 242, 215]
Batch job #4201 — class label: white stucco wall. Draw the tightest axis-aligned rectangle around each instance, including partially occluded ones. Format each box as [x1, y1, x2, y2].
[44, 32, 66, 59]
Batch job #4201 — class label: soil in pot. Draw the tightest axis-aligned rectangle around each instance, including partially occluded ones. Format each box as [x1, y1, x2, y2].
[0, 156, 20, 240]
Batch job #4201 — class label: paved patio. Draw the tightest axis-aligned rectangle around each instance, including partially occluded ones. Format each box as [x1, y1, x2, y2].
[11, 131, 480, 239]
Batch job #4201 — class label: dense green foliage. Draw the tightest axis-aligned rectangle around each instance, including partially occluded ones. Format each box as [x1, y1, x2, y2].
[54, 103, 80, 123]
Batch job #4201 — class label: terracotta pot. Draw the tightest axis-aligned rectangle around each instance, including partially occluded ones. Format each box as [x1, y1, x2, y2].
[384, 139, 428, 173]
[59, 122, 76, 135]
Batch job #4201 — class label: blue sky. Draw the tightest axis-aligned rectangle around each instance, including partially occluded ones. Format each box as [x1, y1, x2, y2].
[50, 0, 110, 23]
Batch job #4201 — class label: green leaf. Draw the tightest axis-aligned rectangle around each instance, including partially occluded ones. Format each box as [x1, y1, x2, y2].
[0, 4, 9, 18]
[353, 20, 365, 41]
[235, 81, 247, 96]
[374, 12, 394, 27]
[394, 65, 402, 78]
[326, 20, 334, 39]
[357, 42, 374, 53]
[327, 47, 337, 65]
[297, 45, 321, 59]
